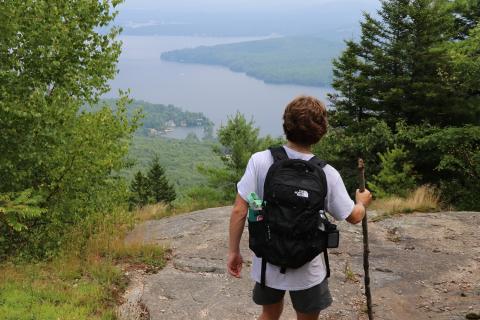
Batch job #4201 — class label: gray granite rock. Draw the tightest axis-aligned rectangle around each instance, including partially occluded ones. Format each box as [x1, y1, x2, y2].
[118, 208, 480, 320]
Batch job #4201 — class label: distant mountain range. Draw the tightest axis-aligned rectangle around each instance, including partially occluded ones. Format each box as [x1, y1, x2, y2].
[116, 0, 380, 41]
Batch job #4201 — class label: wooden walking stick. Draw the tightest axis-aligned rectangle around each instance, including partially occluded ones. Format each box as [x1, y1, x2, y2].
[358, 158, 374, 320]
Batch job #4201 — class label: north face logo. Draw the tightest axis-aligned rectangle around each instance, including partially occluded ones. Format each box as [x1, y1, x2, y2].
[294, 190, 309, 198]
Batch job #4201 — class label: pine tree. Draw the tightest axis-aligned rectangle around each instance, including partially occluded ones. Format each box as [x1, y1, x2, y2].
[129, 171, 150, 208]
[198, 112, 284, 200]
[331, 0, 471, 127]
[448, 0, 480, 123]
[329, 40, 370, 125]
[449, 24, 480, 124]
[146, 157, 176, 205]
[450, 0, 480, 39]
[368, 145, 417, 198]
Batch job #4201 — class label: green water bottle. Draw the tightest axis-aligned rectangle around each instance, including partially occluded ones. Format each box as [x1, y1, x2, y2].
[247, 192, 264, 222]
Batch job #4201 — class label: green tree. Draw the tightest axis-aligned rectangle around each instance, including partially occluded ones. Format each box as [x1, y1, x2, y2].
[147, 157, 176, 205]
[185, 132, 200, 143]
[415, 126, 480, 210]
[326, 0, 480, 209]
[129, 171, 150, 209]
[328, 41, 371, 125]
[393, 123, 480, 210]
[0, 0, 140, 258]
[200, 113, 283, 200]
[313, 118, 395, 194]
[449, 0, 480, 39]
[330, 0, 476, 127]
[448, 24, 480, 124]
[368, 146, 417, 198]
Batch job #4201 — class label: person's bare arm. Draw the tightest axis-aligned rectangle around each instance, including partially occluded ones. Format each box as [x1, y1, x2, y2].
[227, 194, 249, 277]
[346, 189, 372, 224]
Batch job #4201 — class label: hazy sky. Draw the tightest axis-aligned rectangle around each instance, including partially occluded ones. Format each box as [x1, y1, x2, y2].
[117, 0, 380, 38]
[120, 0, 378, 12]
[123, 0, 337, 8]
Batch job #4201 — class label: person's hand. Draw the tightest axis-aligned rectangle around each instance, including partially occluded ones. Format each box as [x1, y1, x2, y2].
[227, 251, 243, 278]
[356, 188, 372, 207]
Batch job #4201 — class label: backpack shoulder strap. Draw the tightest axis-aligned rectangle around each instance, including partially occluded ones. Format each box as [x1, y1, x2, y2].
[310, 155, 330, 277]
[269, 146, 289, 163]
[308, 155, 327, 169]
[309, 155, 328, 201]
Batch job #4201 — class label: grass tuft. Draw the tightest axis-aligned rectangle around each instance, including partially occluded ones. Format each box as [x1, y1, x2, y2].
[371, 185, 440, 221]
[112, 243, 168, 270]
[344, 262, 358, 283]
[134, 203, 169, 221]
[0, 207, 168, 320]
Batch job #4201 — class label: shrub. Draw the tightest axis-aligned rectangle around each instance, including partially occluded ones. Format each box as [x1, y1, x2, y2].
[314, 118, 395, 194]
[368, 145, 417, 198]
[419, 126, 480, 210]
[398, 125, 480, 210]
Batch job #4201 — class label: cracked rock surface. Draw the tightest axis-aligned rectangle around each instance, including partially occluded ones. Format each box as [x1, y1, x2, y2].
[119, 207, 480, 320]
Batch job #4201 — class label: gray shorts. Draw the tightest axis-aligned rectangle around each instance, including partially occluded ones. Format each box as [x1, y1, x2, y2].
[252, 278, 333, 314]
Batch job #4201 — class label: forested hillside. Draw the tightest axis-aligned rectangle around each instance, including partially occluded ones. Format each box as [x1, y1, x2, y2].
[126, 136, 221, 193]
[161, 36, 344, 87]
[101, 99, 213, 137]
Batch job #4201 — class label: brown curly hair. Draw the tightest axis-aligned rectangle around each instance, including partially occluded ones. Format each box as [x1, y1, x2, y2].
[282, 95, 328, 146]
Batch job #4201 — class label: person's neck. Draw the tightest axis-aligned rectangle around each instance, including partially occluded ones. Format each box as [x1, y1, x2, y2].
[286, 141, 312, 154]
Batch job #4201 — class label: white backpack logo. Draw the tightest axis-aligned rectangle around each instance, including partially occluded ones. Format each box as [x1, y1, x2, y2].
[294, 190, 309, 198]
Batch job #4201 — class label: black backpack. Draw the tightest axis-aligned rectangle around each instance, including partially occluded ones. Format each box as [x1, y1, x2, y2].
[248, 146, 339, 287]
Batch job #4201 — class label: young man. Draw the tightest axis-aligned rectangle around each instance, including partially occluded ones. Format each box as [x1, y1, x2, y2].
[227, 96, 372, 320]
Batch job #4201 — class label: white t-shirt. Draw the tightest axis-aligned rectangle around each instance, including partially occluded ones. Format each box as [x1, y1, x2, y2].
[237, 145, 354, 291]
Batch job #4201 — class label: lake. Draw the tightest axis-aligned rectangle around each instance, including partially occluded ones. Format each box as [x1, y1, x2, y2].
[107, 35, 333, 137]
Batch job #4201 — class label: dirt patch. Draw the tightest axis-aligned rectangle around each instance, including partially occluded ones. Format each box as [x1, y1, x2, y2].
[117, 208, 479, 320]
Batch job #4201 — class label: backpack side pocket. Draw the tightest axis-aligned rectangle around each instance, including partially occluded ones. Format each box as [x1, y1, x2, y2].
[248, 221, 267, 258]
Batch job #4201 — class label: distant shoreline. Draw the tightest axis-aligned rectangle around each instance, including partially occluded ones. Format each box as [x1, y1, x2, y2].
[161, 36, 344, 88]
[160, 56, 333, 88]
[109, 35, 335, 137]
[164, 59, 330, 87]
